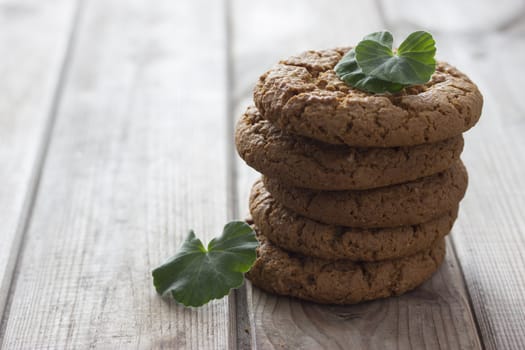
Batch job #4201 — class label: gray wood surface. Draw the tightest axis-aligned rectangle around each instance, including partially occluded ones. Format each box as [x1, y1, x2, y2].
[0, 0, 79, 319]
[0, 0, 524, 348]
[1, 0, 232, 348]
[381, 2, 525, 348]
[442, 35, 525, 350]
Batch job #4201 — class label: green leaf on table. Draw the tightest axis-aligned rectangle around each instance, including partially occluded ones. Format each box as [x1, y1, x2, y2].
[152, 221, 258, 307]
[355, 30, 436, 85]
[334, 30, 436, 93]
[335, 49, 405, 94]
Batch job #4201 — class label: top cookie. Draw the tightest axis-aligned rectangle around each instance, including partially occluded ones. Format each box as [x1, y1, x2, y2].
[253, 48, 483, 147]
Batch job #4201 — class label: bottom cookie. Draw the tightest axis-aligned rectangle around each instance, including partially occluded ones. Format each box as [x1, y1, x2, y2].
[247, 231, 445, 304]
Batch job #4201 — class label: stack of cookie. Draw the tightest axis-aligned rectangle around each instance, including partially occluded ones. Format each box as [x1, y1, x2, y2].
[235, 48, 482, 304]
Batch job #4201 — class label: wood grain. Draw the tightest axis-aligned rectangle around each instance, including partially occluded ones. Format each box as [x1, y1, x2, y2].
[438, 35, 525, 350]
[0, 0, 232, 348]
[230, 1, 482, 348]
[0, 0, 522, 348]
[378, 0, 525, 33]
[249, 245, 478, 350]
[379, 2, 525, 348]
[0, 0, 79, 319]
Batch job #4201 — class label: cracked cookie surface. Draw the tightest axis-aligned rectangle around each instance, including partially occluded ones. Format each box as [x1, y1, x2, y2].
[236, 106, 464, 190]
[246, 229, 446, 304]
[263, 161, 468, 228]
[250, 179, 456, 261]
[253, 48, 483, 147]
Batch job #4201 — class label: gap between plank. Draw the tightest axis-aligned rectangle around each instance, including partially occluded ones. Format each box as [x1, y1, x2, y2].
[224, 0, 256, 349]
[0, 0, 85, 340]
[373, 0, 486, 348]
[449, 236, 487, 350]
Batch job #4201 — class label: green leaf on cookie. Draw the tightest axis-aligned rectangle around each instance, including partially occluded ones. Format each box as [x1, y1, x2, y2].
[335, 49, 405, 94]
[335, 30, 436, 93]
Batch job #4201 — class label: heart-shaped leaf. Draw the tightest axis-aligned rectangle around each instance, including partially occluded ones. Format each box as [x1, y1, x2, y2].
[334, 49, 405, 94]
[355, 31, 436, 85]
[152, 221, 258, 307]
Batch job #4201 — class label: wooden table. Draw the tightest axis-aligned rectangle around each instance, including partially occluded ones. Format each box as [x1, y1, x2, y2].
[1, 0, 524, 348]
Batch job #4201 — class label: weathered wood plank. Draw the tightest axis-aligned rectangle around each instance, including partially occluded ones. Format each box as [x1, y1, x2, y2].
[378, 0, 524, 33]
[379, 2, 525, 348]
[230, 1, 482, 348]
[248, 246, 478, 350]
[438, 35, 525, 350]
[1, 0, 232, 348]
[0, 0, 79, 319]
